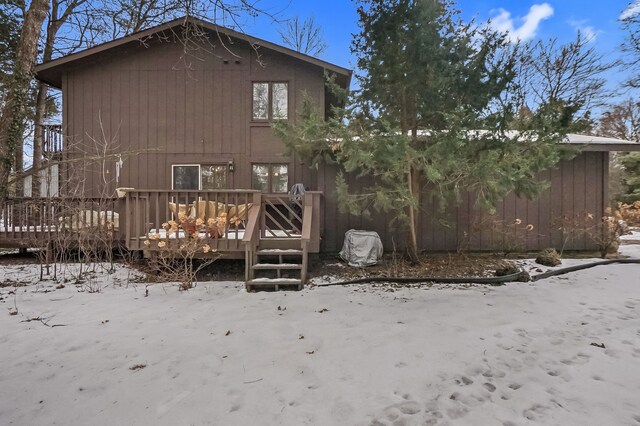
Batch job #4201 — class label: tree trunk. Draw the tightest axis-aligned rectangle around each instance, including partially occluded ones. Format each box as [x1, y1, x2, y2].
[0, 0, 50, 203]
[406, 163, 419, 263]
[32, 81, 48, 197]
[33, 13, 62, 198]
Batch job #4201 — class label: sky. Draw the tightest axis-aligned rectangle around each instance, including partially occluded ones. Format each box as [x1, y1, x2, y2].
[243, 0, 640, 104]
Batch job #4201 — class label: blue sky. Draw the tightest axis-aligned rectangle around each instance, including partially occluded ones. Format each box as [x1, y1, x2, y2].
[245, 1, 637, 100]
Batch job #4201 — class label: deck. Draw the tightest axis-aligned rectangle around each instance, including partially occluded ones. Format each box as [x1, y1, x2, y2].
[0, 190, 322, 289]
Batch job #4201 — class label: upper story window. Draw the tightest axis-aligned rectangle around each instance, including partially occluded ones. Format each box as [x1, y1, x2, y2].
[252, 82, 288, 121]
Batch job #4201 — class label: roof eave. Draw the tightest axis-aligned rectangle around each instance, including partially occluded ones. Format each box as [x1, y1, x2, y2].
[577, 143, 640, 152]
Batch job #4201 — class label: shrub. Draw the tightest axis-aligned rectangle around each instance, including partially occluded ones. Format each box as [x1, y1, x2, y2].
[535, 248, 561, 267]
[619, 201, 640, 227]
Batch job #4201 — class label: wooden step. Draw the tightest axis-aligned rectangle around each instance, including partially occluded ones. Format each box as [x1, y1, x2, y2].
[256, 249, 303, 256]
[258, 238, 302, 250]
[246, 278, 303, 292]
[252, 263, 302, 270]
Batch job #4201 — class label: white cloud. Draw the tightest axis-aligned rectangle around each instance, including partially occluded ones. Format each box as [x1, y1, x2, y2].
[621, 1, 640, 20]
[568, 19, 601, 42]
[490, 3, 554, 42]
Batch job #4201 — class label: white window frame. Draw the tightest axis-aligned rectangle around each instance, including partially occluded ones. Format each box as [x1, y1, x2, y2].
[171, 164, 229, 190]
[171, 164, 201, 190]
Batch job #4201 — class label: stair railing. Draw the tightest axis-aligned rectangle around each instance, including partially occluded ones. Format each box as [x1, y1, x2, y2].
[242, 192, 262, 282]
[300, 194, 314, 284]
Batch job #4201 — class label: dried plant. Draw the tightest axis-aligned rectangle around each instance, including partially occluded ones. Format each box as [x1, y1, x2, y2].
[618, 201, 640, 226]
[457, 214, 537, 256]
[553, 209, 627, 257]
[144, 216, 221, 290]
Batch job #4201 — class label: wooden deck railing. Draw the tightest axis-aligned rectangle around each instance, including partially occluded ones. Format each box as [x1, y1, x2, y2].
[261, 193, 303, 238]
[0, 191, 323, 255]
[242, 195, 262, 280]
[124, 190, 259, 252]
[42, 124, 63, 157]
[0, 197, 121, 247]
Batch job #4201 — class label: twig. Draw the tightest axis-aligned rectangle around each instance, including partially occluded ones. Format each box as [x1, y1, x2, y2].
[49, 295, 74, 301]
[243, 378, 263, 384]
[20, 316, 67, 327]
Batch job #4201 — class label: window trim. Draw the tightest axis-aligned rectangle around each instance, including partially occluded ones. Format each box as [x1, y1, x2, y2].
[251, 81, 289, 122]
[171, 164, 201, 190]
[171, 163, 229, 190]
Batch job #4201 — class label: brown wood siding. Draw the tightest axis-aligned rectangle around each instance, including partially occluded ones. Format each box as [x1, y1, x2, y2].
[63, 36, 325, 198]
[319, 151, 608, 253]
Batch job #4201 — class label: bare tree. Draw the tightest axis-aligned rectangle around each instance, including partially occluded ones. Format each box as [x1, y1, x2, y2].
[0, 0, 50, 204]
[621, 5, 640, 89]
[517, 32, 614, 121]
[598, 98, 640, 141]
[32, 0, 94, 198]
[596, 99, 640, 203]
[278, 15, 327, 56]
[104, 0, 182, 38]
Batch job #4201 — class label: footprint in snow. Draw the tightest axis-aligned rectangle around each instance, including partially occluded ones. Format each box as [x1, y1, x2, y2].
[455, 376, 473, 386]
[523, 403, 549, 421]
[482, 368, 506, 378]
[483, 383, 497, 392]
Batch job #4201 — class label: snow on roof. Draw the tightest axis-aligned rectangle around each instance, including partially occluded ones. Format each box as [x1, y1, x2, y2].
[564, 133, 640, 151]
[411, 130, 640, 151]
[565, 133, 637, 145]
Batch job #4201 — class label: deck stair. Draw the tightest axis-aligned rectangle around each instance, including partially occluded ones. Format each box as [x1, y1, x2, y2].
[241, 192, 318, 292]
[246, 246, 305, 291]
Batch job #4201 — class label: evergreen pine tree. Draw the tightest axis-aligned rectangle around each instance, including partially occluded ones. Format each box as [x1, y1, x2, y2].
[275, 0, 581, 261]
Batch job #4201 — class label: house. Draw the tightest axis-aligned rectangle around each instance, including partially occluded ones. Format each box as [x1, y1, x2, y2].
[1, 16, 639, 288]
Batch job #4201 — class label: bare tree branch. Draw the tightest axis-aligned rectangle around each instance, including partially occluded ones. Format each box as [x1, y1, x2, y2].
[278, 15, 327, 56]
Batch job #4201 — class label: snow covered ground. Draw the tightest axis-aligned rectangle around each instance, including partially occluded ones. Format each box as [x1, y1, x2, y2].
[0, 250, 639, 425]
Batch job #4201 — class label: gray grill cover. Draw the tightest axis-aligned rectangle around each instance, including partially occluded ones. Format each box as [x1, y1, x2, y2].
[339, 229, 383, 267]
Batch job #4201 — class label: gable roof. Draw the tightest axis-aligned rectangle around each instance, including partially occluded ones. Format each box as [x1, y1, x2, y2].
[35, 16, 352, 88]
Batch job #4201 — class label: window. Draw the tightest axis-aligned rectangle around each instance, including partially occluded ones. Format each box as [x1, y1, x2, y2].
[201, 165, 228, 190]
[252, 82, 288, 120]
[252, 163, 289, 193]
[172, 164, 228, 190]
[172, 165, 199, 190]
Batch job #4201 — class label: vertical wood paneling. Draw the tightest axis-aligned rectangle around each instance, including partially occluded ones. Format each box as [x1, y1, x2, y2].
[121, 69, 130, 188]
[84, 70, 95, 192]
[156, 70, 167, 152]
[549, 165, 563, 248]
[147, 70, 158, 189]
[203, 70, 214, 149]
[185, 70, 196, 152]
[537, 170, 551, 249]
[221, 70, 232, 154]
[180, 70, 188, 151]
[213, 69, 223, 154]
[574, 153, 587, 248]
[168, 70, 177, 153]
[526, 196, 538, 251]
[232, 72, 245, 154]
[602, 152, 610, 210]
[140, 70, 149, 189]
[561, 159, 575, 249]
